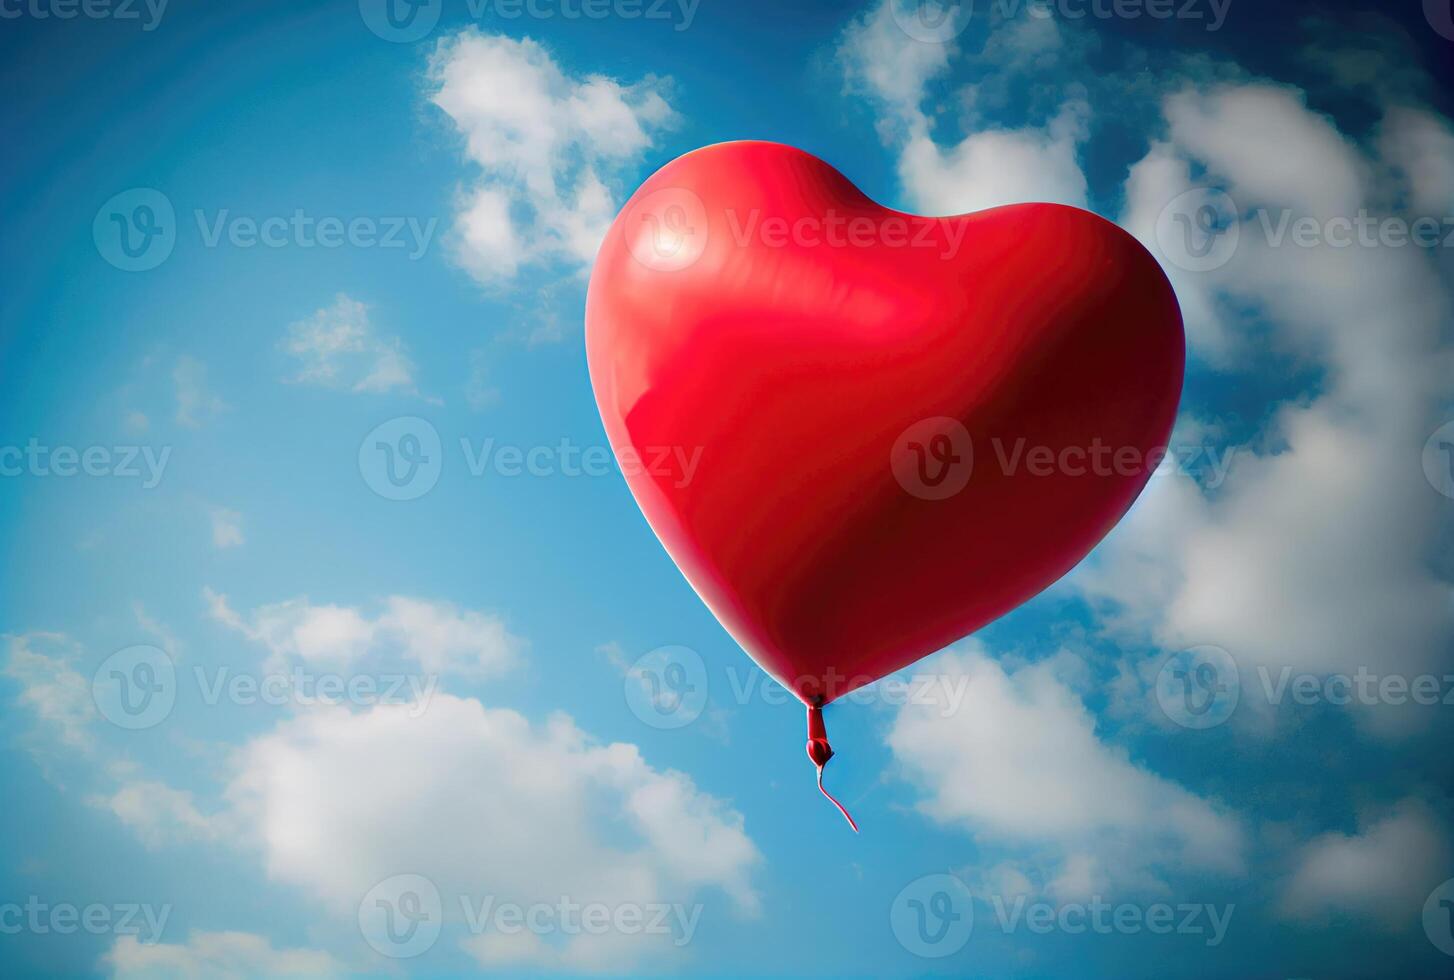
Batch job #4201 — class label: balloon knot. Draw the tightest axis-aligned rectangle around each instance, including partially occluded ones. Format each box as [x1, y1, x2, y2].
[805, 704, 858, 833]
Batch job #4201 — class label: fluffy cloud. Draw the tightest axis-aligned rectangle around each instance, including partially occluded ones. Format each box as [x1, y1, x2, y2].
[203, 589, 519, 678]
[428, 30, 674, 284]
[3, 632, 94, 752]
[1279, 799, 1451, 929]
[11, 595, 758, 974]
[106, 931, 341, 979]
[839, 3, 1092, 214]
[91, 781, 218, 850]
[280, 294, 417, 394]
[225, 694, 760, 971]
[1086, 81, 1454, 734]
[888, 645, 1244, 898]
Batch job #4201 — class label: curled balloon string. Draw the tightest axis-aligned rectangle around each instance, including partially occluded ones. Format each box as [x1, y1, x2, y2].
[806, 703, 859, 833]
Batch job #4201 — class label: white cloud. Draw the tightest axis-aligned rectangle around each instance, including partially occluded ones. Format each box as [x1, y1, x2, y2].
[897, 97, 1090, 215]
[90, 781, 217, 850]
[1379, 106, 1454, 220]
[1086, 80, 1454, 734]
[280, 294, 417, 394]
[839, 3, 1091, 214]
[209, 508, 244, 549]
[428, 30, 674, 284]
[889, 645, 1244, 899]
[173, 356, 226, 429]
[837, 0, 954, 125]
[204, 588, 520, 679]
[224, 694, 760, 971]
[3, 632, 94, 752]
[106, 931, 341, 979]
[1279, 799, 1450, 929]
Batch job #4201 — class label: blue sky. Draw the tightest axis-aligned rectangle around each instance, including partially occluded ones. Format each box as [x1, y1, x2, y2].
[2, 0, 1454, 976]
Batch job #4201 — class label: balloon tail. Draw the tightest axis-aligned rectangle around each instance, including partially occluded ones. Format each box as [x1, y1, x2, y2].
[806, 704, 859, 833]
[816, 765, 860, 833]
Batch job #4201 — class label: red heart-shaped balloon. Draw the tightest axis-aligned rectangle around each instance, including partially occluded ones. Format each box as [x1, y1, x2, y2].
[588, 141, 1183, 707]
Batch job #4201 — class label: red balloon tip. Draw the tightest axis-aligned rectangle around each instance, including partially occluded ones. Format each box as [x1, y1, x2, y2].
[806, 704, 859, 832]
